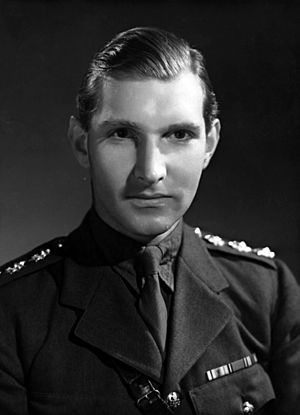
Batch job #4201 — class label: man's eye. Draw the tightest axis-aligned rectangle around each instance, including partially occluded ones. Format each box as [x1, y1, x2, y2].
[169, 130, 194, 141]
[110, 128, 133, 139]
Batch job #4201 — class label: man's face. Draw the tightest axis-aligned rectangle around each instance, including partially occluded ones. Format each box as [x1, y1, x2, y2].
[72, 70, 219, 242]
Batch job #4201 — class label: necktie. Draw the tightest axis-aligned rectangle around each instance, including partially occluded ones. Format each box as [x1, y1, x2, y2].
[136, 246, 168, 356]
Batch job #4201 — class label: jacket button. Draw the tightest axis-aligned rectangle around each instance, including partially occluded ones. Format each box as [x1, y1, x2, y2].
[242, 401, 254, 413]
[166, 391, 181, 409]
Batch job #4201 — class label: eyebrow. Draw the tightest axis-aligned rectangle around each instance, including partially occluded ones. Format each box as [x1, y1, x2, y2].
[97, 119, 201, 135]
[99, 120, 142, 131]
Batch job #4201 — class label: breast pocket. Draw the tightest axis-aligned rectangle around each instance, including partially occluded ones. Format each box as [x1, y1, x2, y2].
[189, 363, 275, 415]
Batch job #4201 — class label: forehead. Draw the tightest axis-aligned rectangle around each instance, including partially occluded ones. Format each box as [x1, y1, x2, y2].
[91, 71, 205, 129]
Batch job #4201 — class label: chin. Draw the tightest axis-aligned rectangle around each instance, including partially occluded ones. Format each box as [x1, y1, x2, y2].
[125, 216, 178, 241]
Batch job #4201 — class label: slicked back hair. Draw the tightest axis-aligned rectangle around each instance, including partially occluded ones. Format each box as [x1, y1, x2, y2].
[76, 27, 218, 132]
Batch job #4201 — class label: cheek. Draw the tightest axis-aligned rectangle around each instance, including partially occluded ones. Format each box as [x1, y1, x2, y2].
[89, 145, 132, 189]
[171, 149, 204, 189]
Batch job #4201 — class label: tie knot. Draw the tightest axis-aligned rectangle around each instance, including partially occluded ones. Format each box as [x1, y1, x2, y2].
[137, 245, 162, 277]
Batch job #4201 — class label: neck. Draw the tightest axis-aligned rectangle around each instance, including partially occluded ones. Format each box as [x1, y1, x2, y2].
[85, 207, 183, 266]
[145, 220, 181, 246]
[92, 205, 182, 246]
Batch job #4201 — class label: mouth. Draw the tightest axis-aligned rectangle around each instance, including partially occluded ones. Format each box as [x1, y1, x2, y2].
[127, 193, 171, 207]
[129, 193, 170, 200]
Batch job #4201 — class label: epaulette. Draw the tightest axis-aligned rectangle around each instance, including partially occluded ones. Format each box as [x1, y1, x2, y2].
[0, 237, 66, 287]
[194, 227, 276, 268]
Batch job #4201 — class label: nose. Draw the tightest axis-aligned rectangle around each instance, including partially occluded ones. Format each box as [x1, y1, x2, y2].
[133, 138, 166, 184]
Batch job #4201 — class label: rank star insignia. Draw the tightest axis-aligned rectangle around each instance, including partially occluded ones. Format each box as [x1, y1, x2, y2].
[195, 229, 275, 259]
[5, 261, 26, 275]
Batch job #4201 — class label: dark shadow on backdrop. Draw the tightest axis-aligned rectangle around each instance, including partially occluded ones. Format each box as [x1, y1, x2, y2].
[0, 0, 299, 277]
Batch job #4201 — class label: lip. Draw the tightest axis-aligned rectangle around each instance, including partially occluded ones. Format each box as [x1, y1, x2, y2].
[128, 193, 170, 199]
[127, 194, 171, 207]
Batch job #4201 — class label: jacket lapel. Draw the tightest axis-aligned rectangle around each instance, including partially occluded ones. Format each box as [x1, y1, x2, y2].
[59, 220, 232, 388]
[163, 225, 232, 390]
[60, 257, 163, 382]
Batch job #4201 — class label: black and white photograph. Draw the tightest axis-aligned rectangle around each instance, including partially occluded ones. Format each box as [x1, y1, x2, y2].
[0, 1, 299, 413]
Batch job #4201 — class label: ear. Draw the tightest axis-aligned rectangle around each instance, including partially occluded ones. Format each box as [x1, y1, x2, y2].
[68, 116, 90, 168]
[203, 119, 221, 169]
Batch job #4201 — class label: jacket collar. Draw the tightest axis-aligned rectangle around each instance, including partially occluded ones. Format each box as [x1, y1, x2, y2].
[59, 220, 232, 385]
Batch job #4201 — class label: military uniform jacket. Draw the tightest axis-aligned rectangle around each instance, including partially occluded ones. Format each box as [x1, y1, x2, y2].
[0, 216, 299, 415]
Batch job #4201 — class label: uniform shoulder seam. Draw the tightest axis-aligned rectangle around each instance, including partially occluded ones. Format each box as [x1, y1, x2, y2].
[0, 237, 66, 286]
[194, 227, 276, 269]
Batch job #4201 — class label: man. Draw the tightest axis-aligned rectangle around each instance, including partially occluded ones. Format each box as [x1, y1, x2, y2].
[0, 27, 299, 414]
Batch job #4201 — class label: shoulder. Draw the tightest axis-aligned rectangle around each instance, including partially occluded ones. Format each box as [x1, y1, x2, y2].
[191, 227, 300, 322]
[190, 226, 283, 301]
[193, 227, 277, 270]
[191, 226, 300, 304]
[0, 237, 66, 288]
